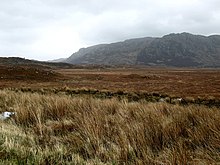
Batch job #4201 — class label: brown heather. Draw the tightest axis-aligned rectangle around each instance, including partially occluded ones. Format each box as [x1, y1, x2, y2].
[0, 89, 220, 164]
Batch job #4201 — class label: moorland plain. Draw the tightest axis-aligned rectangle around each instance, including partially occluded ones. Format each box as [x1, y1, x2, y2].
[0, 66, 220, 99]
[0, 65, 220, 164]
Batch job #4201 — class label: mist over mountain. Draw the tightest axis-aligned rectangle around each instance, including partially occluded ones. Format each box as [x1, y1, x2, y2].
[65, 33, 220, 67]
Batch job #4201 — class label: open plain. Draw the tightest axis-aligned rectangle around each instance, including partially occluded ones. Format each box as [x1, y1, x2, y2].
[0, 65, 220, 164]
[0, 66, 220, 99]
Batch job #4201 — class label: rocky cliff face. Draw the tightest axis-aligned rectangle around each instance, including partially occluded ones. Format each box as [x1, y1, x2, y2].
[66, 33, 220, 67]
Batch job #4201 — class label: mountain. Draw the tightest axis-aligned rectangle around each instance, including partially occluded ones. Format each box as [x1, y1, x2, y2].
[65, 33, 220, 67]
[66, 37, 154, 65]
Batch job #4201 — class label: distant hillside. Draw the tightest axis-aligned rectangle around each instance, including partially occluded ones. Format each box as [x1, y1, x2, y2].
[66, 37, 154, 65]
[48, 58, 67, 63]
[65, 33, 220, 67]
[0, 57, 73, 69]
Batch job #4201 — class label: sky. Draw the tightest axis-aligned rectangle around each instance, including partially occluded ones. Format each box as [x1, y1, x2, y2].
[0, 0, 220, 61]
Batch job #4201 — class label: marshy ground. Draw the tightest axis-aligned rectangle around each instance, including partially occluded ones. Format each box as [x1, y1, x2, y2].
[0, 66, 220, 164]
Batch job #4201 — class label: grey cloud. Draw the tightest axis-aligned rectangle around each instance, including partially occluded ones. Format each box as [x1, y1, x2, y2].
[0, 0, 220, 60]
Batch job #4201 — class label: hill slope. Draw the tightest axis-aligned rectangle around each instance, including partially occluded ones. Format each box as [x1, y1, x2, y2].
[0, 57, 73, 69]
[0, 57, 73, 82]
[66, 33, 220, 67]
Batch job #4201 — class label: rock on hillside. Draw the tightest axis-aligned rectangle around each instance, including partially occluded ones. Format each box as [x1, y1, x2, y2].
[137, 33, 220, 67]
[66, 37, 154, 65]
[66, 33, 220, 67]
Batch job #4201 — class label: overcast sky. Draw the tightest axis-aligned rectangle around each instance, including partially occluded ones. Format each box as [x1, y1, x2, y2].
[0, 0, 220, 61]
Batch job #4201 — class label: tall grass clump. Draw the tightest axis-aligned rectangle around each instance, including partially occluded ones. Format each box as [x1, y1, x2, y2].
[0, 89, 219, 164]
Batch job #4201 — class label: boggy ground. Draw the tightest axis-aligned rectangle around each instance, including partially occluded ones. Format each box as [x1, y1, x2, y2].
[57, 67, 220, 99]
[0, 66, 220, 164]
[0, 66, 220, 100]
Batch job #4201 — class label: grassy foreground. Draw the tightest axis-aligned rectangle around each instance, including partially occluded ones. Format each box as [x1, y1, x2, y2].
[0, 90, 220, 164]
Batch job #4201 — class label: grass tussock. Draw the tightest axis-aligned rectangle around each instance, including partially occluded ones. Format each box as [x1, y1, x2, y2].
[0, 89, 220, 164]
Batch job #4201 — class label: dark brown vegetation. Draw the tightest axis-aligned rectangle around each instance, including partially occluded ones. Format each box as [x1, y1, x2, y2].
[56, 67, 220, 99]
[1, 65, 219, 100]
[0, 65, 61, 81]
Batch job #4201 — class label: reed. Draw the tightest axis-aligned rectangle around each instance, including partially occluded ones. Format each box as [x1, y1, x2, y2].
[0, 89, 219, 164]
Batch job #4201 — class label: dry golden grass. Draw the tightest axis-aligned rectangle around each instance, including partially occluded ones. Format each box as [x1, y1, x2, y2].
[0, 89, 220, 164]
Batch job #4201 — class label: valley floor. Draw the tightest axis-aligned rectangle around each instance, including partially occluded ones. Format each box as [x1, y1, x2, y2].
[0, 66, 220, 99]
[0, 66, 220, 164]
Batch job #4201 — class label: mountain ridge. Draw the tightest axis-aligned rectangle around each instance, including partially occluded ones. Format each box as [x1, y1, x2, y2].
[65, 32, 220, 67]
